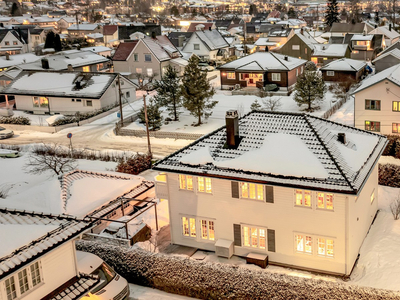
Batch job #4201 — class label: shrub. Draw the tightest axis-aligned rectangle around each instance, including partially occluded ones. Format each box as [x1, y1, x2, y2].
[378, 164, 400, 187]
[390, 192, 400, 220]
[51, 104, 117, 126]
[382, 135, 400, 159]
[0, 116, 30, 125]
[116, 153, 152, 175]
[76, 240, 400, 300]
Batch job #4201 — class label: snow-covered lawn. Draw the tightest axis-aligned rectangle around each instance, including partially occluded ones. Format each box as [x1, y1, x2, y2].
[129, 283, 195, 300]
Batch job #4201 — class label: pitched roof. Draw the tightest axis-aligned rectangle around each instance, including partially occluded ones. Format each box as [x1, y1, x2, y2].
[330, 22, 366, 33]
[0, 208, 92, 279]
[369, 26, 400, 40]
[168, 31, 193, 47]
[1, 70, 117, 99]
[353, 63, 400, 94]
[378, 39, 400, 56]
[372, 48, 400, 63]
[218, 52, 306, 71]
[153, 111, 387, 195]
[312, 44, 349, 57]
[191, 29, 229, 51]
[320, 58, 366, 72]
[142, 36, 181, 61]
[187, 22, 213, 32]
[103, 24, 118, 35]
[68, 23, 99, 31]
[112, 41, 138, 61]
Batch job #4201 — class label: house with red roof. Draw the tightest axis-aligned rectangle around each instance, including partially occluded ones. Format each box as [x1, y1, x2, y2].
[103, 25, 118, 47]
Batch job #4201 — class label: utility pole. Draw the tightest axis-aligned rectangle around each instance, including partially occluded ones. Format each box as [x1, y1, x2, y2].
[143, 94, 152, 157]
[117, 74, 124, 126]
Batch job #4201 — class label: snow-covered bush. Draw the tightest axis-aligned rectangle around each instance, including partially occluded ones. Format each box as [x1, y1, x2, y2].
[0, 116, 30, 125]
[51, 104, 116, 126]
[77, 240, 400, 300]
[379, 164, 400, 188]
[116, 153, 152, 175]
[382, 135, 400, 159]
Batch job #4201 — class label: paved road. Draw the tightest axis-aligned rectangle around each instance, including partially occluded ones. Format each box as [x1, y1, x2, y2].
[1, 121, 187, 158]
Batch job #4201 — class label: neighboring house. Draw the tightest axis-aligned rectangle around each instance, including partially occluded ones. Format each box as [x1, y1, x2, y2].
[153, 110, 387, 276]
[353, 64, 400, 134]
[113, 35, 185, 80]
[20, 50, 110, 72]
[67, 23, 102, 38]
[187, 22, 215, 32]
[0, 29, 28, 54]
[0, 53, 40, 71]
[168, 31, 193, 48]
[330, 22, 370, 37]
[275, 32, 317, 61]
[0, 208, 95, 300]
[117, 24, 162, 41]
[103, 24, 118, 47]
[320, 58, 366, 86]
[311, 44, 351, 66]
[260, 26, 294, 47]
[82, 46, 112, 57]
[218, 52, 306, 93]
[57, 16, 76, 33]
[276, 19, 307, 29]
[377, 39, 400, 56]
[348, 34, 384, 61]
[372, 48, 400, 73]
[1, 70, 137, 115]
[254, 37, 278, 52]
[181, 29, 230, 62]
[368, 25, 400, 47]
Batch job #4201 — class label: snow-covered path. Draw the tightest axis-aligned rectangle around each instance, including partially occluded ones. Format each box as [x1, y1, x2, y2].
[328, 96, 354, 126]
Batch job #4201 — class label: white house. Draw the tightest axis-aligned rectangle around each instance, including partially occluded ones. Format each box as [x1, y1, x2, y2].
[1, 70, 137, 115]
[0, 208, 95, 300]
[181, 29, 230, 62]
[368, 26, 400, 47]
[353, 63, 400, 134]
[153, 110, 387, 276]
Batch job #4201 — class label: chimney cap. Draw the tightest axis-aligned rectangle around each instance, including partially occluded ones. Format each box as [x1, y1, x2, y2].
[226, 109, 238, 118]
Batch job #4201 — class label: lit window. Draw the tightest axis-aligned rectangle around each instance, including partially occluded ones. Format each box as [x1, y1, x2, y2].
[32, 96, 48, 108]
[365, 100, 381, 110]
[292, 45, 300, 50]
[200, 219, 215, 240]
[82, 66, 90, 72]
[155, 172, 167, 182]
[371, 189, 375, 204]
[182, 216, 196, 237]
[13, 41, 18, 45]
[393, 101, 400, 112]
[147, 68, 153, 77]
[242, 225, 266, 249]
[227, 72, 235, 79]
[144, 54, 151, 62]
[271, 73, 281, 81]
[317, 192, 334, 210]
[295, 189, 311, 207]
[178, 174, 193, 191]
[393, 123, 400, 133]
[194, 44, 200, 50]
[295, 234, 312, 254]
[365, 121, 380, 132]
[182, 216, 189, 236]
[5, 41, 9, 45]
[198, 177, 212, 193]
[327, 71, 334, 76]
[317, 237, 334, 257]
[240, 182, 264, 200]
[136, 68, 142, 74]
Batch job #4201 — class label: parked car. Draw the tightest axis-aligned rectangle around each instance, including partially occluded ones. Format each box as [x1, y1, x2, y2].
[198, 62, 215, 72]
[0, 126, 13, 139]
[77, 251, 130, 300]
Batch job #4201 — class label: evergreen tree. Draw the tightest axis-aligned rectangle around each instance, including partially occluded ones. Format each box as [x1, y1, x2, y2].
[181, 56, 217, 126]
[288, 7, 296, 19]
[10, 2, 21, 16]
[153, 65, 182, 121]
[54, 33, 62, 51]
[250, 100, 262, 111]
[324, 0, 340, 28]
[293, 70, 326, 111]
[249, 4, 258, 15]
[44, 31, 55, 49]
[170, 5, 179, 16]
[139, 97, 163, 131]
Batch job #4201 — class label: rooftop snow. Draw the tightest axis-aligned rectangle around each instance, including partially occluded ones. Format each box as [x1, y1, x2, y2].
[153, 111, 387, 194]
[312, 44, 349, 57]
[321, 58, 366, 72]
[353, 63, 400, 94]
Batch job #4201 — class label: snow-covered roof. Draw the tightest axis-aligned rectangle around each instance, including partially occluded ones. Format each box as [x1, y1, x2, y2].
[351, 34, 373, 41]
[353, 63, 400, 94]
[86, 33, 103, 39]
[218, 52, 306, 71]
[153, 111, 387, 194]
[68, 23, 99, 31]
[321, 58, 366, 72]
[312, 44, 349, 57]
[0, 208, 91, 278]
[193, 29, 229, 51]
[0, 53, 40, 69]
[369, 26, 400, 40]
[81, 46, 112, 54]
[2, 71, 117, 99]
[141, 36, 181, 62]
[254, 37, 277, 46]
[372, 48, 400, 63]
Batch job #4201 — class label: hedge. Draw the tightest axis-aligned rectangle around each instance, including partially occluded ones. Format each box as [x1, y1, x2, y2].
[0, 116, 30, 125]
[76, 240, 400, 300]
[51, 104, 117, 126]
[379, 164, 400, 188]
[383, 135, 400, 159]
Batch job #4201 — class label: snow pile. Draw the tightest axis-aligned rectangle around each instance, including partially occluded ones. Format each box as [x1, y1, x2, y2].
[46, 114, 65, 125]
[180, 146, 213, 166]
[77, 240, 400, 300]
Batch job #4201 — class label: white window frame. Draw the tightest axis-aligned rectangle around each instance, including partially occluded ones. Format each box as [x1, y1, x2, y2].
[242, 224, 267, 250]
[295, 233, 335, 258]
[317, 192, 334, 210]
[200, 218, 215, 241]
[327, 71, 335, 76]
[197, 176, 212, 194]
[3, 261, 43, 300]
[181, 215, 197, 238]
[271, 73, 281, 81]
[178, 174, 194, 191]
[295, 234, 313, 254]
[292, 45, 300, 50]
[147, 68, 153, 77]
[240, 182, 264, 201]
[317, 237, 334, 258]
[295, 189, 312, 208]
[181, 215, 216, 242]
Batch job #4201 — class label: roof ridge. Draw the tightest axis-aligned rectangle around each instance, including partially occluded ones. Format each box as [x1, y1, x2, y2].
[303, 114, 356, 192]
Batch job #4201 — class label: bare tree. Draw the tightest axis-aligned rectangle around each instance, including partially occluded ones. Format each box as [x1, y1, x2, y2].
[133, 72, 158, 94]
[259, 90, 282, 111]
[24, 143, 78, 176]
[390, 192, 400, 220]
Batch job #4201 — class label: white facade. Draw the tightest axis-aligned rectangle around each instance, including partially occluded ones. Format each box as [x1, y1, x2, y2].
[354, 79, 400, 134]
[156, 166, 378, 275]
[0, 241, 77, 300]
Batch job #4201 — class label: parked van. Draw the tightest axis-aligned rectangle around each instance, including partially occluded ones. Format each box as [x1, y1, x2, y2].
[77, 251, 130, 300]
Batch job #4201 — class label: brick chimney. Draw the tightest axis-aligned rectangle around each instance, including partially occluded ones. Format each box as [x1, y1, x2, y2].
[338, 133, 346, 144]
[226, 110, 239, 148]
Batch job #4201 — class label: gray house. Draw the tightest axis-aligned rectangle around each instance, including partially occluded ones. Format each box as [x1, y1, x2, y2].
[372, 48, 400, 73]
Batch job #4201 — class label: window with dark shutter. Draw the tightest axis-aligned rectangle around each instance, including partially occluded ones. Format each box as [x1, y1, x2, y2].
[231, 181, 239, 198]
[268, 229, 275, 252]
[233, 224, 241, 246]
[266, 186, 274, 203]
